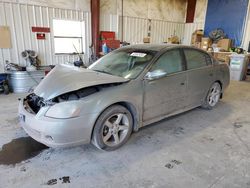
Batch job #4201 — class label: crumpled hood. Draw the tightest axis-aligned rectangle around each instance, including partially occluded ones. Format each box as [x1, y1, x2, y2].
[34, 64, 128, 100]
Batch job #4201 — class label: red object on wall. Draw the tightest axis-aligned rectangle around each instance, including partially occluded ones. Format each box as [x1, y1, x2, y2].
[186, 0, 197, 23]
[36, 33, 46, 40]
[100, 31, 116, 40]
[32, 27, 50, 33]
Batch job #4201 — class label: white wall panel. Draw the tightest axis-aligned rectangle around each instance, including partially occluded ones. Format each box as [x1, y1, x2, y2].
[151, 20, 185, 44]
[118, 16, 148, 44]
[183, 22, 205, 45]
[194, 0, 208, 23]
[1, 0, 91, 12]
[0, 2, 90, 72]
[118, 16, 185, 45]
[242, 1, 250, 50]
[128, 17, 148, 44]
[100, 14, 118, 38]
[243, 18, 250, 50]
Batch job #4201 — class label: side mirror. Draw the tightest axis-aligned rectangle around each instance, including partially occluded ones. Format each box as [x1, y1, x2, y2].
[145, 69, 167, 80]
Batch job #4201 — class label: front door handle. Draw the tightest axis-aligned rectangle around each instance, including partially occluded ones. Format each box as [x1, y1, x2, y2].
[209, 73, 213, 77]
[180, 82, 185, 86]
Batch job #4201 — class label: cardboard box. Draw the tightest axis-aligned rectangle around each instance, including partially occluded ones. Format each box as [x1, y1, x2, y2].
[168, 36, 180, 44]
[201, 37, 212, 51]
[143, 37, 150, 43]
[201, 37, 212, 45]
[193, 42, 201, 48]
[0, 26, 11, 48]
[217, 39, 232, 52]
[195, 30, 204, 35]
[191, 34, 203, 44]
[213, 52, 232, 65]
[191, 30, 204, 45]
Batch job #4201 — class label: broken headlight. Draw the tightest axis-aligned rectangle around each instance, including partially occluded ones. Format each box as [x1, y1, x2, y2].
[45, 102, 81, 119]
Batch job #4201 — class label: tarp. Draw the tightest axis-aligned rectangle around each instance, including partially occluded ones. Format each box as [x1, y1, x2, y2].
[204, 0, 249, 47]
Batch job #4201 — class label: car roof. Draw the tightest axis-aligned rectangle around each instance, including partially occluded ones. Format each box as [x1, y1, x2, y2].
[122, 44, 198, 52]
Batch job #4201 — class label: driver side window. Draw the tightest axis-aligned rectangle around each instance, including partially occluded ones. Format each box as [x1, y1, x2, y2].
[150, 49, 183, 74]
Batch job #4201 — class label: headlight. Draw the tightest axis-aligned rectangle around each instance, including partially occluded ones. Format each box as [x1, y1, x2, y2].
[45, 102, 81, 119]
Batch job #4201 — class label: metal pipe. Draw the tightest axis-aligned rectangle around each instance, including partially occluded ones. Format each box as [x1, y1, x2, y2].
[241, 0, 250, 47]
[90, 0, 100, 56]
[186, 0, 197, 23]
[121, 0, 124, 42]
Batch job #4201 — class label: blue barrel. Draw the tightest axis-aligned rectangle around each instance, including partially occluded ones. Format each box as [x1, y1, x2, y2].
[0, 73, 8, 82]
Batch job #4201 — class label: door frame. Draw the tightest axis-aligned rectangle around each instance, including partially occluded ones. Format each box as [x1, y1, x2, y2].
[140, 47, 187, 79]
[141, 47, 188, 125]
[180, 47, 216, 107]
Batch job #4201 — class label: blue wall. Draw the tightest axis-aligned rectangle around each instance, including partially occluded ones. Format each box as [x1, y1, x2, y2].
[204, 0, 249, 46]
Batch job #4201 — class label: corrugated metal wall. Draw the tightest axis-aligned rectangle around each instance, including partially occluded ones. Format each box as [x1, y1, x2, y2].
[118, 16, 185, 44]
[100, 14, 119, 38]
[0, 2, 91, 72]
[183, 22, 205, 45]
[151, 20, 185, 44]
[0, 1, 205, 73]
[118, 16, 148, 44]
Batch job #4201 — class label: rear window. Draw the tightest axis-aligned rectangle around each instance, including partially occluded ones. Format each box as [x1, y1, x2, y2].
[184, 49, 211, 70]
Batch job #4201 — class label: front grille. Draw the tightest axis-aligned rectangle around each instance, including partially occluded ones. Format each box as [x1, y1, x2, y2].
[25, 93, 45, 114]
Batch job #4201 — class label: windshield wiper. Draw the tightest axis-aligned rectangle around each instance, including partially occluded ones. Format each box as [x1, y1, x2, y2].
[94, 70, 112, 75]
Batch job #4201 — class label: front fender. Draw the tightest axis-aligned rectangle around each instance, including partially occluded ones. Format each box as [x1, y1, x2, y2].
[77, 80, 143, 132]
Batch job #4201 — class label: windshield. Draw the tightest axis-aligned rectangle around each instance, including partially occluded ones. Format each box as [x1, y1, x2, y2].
[88, 48, 155, 79]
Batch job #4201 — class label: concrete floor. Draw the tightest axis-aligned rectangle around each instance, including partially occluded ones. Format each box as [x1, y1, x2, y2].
[0, 81, 250, 188]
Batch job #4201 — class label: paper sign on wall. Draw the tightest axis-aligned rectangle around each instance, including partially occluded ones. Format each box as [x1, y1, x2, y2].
[0, 26, 11, 48]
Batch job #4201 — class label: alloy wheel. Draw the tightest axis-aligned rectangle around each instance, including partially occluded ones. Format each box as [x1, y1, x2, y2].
[207, 83, 221, 107]
[102, 113, 130, 147]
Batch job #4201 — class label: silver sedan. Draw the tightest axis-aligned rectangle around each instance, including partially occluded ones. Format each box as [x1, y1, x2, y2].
[19, 44, 230, 150]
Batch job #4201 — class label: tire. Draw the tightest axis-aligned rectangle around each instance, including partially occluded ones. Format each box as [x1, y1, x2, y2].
[91, 105, 133, 151]
[202, 82, 222, 110]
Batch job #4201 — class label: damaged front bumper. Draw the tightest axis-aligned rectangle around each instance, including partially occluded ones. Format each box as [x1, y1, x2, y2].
[18, 98, 97, 148]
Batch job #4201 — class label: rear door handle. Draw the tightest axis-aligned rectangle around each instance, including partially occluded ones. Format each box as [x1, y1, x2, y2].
[180, 82, 185, 85]
[209, 73, 213, 76]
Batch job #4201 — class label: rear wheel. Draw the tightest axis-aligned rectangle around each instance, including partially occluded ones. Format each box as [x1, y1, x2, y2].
[92, 105, 133, 151]
[202, 82, 221, 109]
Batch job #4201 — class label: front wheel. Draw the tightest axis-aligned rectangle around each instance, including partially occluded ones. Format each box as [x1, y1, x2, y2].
[91, 105, 133, 151]
[202, 82, 222, 110]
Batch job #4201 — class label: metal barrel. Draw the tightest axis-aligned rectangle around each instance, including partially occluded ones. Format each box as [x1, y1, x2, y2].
[8, 70, 45, 93]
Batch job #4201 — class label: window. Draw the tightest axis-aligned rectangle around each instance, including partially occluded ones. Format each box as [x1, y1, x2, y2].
[53, 19, 85, 54]
[150, 50, 183, 74]
[184, 49, 210, 70]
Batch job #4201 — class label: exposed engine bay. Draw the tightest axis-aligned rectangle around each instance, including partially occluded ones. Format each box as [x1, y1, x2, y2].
[25, 83, 122, 114]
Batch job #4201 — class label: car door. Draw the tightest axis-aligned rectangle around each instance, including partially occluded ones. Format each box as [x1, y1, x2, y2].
[143, 49, 188, 123]
[183, 48, 214, 107]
